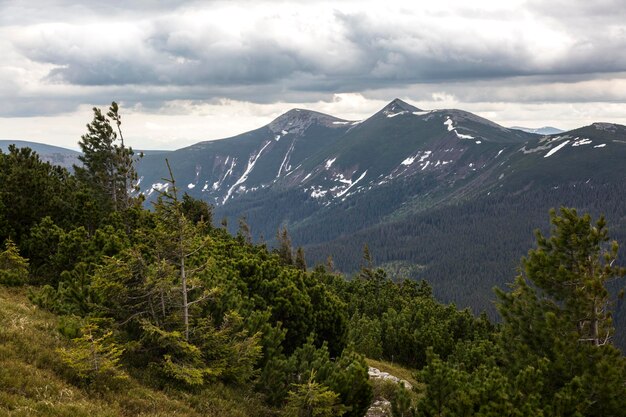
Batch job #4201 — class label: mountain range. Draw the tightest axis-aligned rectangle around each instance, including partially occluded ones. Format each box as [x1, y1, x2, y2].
[5, 99, 626, 345]
[134, 99, 626, 343]
[137, 98, 544, 210]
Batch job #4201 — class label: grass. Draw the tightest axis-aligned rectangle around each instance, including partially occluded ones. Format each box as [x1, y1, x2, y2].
[365, 358, 418, 388]
[0, 286, 274, 417]
[366, 358, 424, 412]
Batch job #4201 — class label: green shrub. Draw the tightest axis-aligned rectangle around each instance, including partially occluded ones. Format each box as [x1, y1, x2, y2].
[0, 238, 29, 286]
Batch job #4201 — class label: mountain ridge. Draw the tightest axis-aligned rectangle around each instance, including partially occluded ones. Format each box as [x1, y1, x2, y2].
[0, 139, 81, 170]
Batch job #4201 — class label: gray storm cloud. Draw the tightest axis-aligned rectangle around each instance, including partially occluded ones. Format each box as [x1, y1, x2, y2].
[1, 0, 626, 116]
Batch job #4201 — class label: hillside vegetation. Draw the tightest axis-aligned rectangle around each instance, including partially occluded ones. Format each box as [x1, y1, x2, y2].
[1, 103, 625, 416]
[0, 288, 270, 417]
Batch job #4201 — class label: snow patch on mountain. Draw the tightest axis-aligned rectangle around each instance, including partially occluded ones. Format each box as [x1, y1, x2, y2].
[223, 141, 271, 203]
[445, 117, 475, 140]
[334, 172, 352, 185]
[212, 158, 236, 191]
[311, 189, 327, 198]
[277, 138, 297, 178]
[386, 111, 408, 118]
[337, 170, 367, 198]
[148, 182, 169, 196]
[401, 156, 415, 166]
[544, 140, 570, 158]
[399, 150, 431, 168]
[325, 158, 337, 169]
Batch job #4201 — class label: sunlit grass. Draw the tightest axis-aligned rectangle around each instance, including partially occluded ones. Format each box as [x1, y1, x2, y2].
[365, 357, 418, 387]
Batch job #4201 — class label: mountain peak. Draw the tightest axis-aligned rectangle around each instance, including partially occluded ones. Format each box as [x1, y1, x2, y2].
[591, 122, 623, 132]
[379, 98, 422, 116]
[268, 108, 350, 134]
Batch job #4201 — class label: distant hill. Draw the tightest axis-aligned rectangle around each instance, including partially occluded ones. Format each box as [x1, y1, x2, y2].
[0, 140, 81, 170]
[0, 140, 170, 172]
[510, 126, 565, 135]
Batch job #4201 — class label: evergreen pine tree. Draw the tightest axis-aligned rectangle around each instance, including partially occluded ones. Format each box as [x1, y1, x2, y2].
[57, 322, 126, 382]
[497, 207, 626, 347]
[360, 244, 374, 279]
[284, 370, 346, 417]
[495, 207, 626, 415]
[295, 247, 307, 271]
[0, 238, 29, 286]
[152, 159, 213, 341]
[75, 102, 139, 214]
[277, 226, 294, 265]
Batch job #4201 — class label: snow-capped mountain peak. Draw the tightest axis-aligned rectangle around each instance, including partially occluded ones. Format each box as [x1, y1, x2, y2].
[379, 98, 422, 118]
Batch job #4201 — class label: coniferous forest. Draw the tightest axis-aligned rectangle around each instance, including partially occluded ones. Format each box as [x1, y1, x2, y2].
[1, 104, 625, 416]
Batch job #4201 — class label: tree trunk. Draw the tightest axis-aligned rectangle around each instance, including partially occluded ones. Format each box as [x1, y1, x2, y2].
[181, 254, 189, 341]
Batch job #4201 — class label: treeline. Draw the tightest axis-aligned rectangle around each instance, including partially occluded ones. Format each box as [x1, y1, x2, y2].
[1, 103, 625, 416]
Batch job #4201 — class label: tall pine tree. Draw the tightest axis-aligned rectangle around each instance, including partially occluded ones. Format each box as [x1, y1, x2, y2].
[75, 102, 139, 215]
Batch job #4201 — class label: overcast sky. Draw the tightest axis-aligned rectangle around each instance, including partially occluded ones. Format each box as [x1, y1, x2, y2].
[1, 0, 625, 150]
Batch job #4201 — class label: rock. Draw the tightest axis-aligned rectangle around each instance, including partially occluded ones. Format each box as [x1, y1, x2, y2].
[365, 399, 392, 417]
[367, 367, 413, 390]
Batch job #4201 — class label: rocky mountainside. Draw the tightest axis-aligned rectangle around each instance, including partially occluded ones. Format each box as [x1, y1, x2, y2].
[136, 108, 353, 204]
[137, 98, 541, 208]
[136, 99, 626, 267]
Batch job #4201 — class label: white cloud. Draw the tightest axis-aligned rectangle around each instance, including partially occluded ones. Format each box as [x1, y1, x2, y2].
[0, 0, 625, 148]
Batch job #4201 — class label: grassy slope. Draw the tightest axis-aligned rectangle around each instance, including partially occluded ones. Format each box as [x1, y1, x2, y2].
[0, 287, 273, 417]
[365, 358, 419, 389]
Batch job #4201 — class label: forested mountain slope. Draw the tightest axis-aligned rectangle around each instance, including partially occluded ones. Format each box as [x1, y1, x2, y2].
[6, 100, 626, 347]
[1, 102, 625, 416]
[135, 100, 626, 336]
